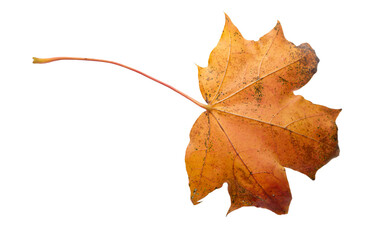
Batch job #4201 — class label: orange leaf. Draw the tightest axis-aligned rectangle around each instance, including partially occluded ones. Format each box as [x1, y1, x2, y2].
[33, 14, 341, 215]
[185, 14, 340, 214]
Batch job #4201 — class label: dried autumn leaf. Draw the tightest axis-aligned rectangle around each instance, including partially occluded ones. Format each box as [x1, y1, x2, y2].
[33, 14, 340, 215]
[185, 15, 340, 214]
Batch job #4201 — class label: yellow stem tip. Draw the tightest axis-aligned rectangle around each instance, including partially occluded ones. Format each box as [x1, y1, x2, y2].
[33, 57, 50, 64]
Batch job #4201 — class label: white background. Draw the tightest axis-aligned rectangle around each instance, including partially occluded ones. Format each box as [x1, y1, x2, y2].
[0, 0, 364, 239]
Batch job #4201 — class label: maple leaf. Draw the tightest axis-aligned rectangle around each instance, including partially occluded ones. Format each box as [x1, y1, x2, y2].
[33, 14, 340, 215]
[185, 15, 340, 214]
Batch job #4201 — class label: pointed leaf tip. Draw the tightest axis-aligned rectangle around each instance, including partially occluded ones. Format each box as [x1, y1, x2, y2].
[274, 20, 283, 32]
[224, 13, 232, 25]
[195, 63, 202, 70]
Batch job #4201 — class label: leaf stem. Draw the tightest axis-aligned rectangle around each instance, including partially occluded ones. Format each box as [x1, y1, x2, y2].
[33, 57, 209, 110]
